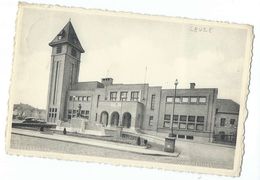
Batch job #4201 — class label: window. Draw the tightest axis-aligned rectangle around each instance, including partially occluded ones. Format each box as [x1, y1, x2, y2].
[71, 48, 77, 57]
[186, 136, 194, 140]
[78, 96, 83, 101]
[69, 96, 73, 101]
[163, 121, 170, 128]
[87, 96, 92, 101]
[199, 97, 207, 103]
[56, 45, 62, 54]
[110, 92, 117, 101]
[187, 123, 195, 130]
[173, 115, 178, 122]
[178, 135, 185, 139]
[197, 116, 205, 123]
[131, 91, 139, 101]
[179, 123, 186, 129]
[180, 115, 187, 122]
[188, 116, 195, 122]
[196, 124, 204, 131]
[190, 97, 197, 103]
[164, 114, 171, 120]
[150, 94, 156, 110]
[149, 116, 153, 126]
[220, 118, 226, 126]
[230, 119, 235, 125]
[120, 92, 127, 101]
[182, 97, 189, 103]
[163, 114, 171, 128]
[172, 122, 178, 128]
[68, 110, 72, 120]
[49, 108, 57, 120]
[81, 110, 90, 119]
[175, 97, 181, 103]
[166, 96, 173, 103]
[83, 96, 87, 101]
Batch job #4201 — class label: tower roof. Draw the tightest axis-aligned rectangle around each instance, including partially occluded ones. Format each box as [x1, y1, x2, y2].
[49, 21, 85, 53]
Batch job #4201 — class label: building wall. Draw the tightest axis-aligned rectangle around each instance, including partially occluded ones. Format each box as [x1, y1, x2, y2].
[157, 88, 218, 141]
[214, 113, 238, 135]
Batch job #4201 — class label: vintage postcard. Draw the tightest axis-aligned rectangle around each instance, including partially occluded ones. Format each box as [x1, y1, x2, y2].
[6, 2, 253, 176]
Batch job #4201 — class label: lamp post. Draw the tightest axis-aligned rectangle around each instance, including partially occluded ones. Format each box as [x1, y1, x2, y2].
[169, 79, 178, 137]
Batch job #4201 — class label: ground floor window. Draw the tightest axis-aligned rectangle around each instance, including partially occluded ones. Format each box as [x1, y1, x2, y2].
[186, 135, 194, 140]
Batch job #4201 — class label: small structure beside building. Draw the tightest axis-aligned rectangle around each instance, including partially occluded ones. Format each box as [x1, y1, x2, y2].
[213, 99, 239, 144]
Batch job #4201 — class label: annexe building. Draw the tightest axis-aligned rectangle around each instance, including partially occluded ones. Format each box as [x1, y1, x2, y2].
[46, 21, 238, 143]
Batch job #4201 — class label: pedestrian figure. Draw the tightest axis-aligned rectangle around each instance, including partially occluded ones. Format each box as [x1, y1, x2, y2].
[63, 128, 67, 135]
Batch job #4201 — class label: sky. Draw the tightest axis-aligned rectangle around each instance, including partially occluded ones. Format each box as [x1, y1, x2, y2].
[11, 5, 250, 109]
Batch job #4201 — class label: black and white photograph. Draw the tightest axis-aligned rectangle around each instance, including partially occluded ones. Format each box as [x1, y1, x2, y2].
[5, 2, 253, 177]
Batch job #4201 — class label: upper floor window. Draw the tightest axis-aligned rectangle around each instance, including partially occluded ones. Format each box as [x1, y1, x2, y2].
[182, 97, 189, 103]
[173, 115, 178, 122]
[220, 118, 226, 126]
[190, 97, 197, 103]
[180, 115, 187, 122]
[175, 97, 181, 103]
[120, 92, 127, 101]
[188, 116, 195, 122]
[71, 48, 77, 57]
[56, 45, 62, 54]
[131, 91, 139, 101]
[197, 116, 205, 123]
[166, 96, 173, 103]
[199, 97, 207, 103]
[110, 92, 117, 101]
[150, 94, 156, 110]
[164, 114, 171, 120]
[230, 119, 235, 125]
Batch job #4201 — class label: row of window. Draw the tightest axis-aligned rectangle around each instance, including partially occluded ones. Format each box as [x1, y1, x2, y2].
[67, 109, 90, 120]
[166, 96, 207, 104]
[171, 134, 194, 140]
[69, 96, 92, 102]
[163, 121, 204, 131]
[164, 114, 205, 123]
[109, 91, 139, 101]
[220, 118, 236, 126]
[56, 45, 77, 58]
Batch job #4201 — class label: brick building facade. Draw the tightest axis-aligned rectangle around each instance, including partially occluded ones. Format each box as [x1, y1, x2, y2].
[46, 21, 239, 143]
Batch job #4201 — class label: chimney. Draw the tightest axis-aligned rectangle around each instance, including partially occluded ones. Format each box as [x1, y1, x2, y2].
[101, 78, 113, 86]
[190, 83, 196, 89]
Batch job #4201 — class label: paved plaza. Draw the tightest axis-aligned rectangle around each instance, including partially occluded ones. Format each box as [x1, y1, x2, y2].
[10, 129, 235, 169]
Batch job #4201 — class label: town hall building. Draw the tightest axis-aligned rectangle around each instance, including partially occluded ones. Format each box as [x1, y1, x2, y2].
[46, 21, 239, 143]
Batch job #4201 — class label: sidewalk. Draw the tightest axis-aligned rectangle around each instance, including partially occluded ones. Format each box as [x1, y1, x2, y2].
[11, 128, 179, 157]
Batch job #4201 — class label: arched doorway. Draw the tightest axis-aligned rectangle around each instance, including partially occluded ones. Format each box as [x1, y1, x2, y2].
[110, 112, 119, 126]
[100, 111, 109, 127]
[122, 112, 131, 128]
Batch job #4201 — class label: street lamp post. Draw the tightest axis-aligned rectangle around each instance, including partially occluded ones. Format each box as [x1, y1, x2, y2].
[169, 79, 178, 137]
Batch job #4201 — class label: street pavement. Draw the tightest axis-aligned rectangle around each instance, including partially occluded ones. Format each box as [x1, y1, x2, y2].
[10, 128, 235, 169]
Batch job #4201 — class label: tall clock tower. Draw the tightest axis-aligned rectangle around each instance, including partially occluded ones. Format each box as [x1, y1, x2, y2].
[46, 21, 85, 123]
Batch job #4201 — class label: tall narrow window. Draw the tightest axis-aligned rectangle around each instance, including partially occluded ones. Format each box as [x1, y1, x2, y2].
[70, 63, 74, 88]
[71, 48, 77, 57]
[149, 116, 153, 126]
[97, 95, 100, 108]
[220, 118, 226, 126]
[150, 94, 155, 110]
[56, 45, 62, 54]
[53, 61, 59, 105]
